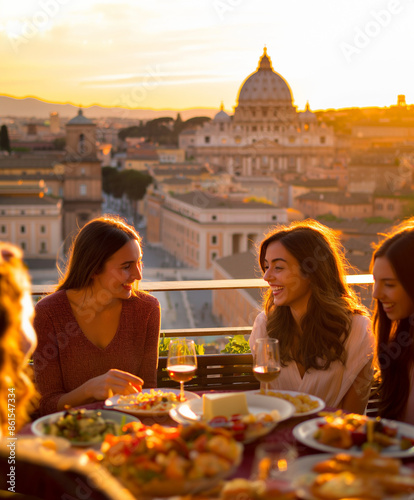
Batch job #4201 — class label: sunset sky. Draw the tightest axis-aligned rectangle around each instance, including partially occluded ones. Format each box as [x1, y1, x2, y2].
[1, 0, 413, 114]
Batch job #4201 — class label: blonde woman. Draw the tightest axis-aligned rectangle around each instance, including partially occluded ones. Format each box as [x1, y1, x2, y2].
[0, 243, 37, 437]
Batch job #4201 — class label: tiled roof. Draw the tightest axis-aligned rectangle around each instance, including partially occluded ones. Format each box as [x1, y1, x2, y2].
[0, 195, 59, 205]
[297, 191, 371, 205]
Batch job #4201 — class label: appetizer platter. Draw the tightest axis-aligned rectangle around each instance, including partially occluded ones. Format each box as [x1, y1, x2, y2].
[104, 388, 200, 416]
[247, 389, 325, 417]
[88, 420, 243, 498]
[282, 450, 414, 500]
[170, 392, 295, 443]
[31, 408, 140, 446]
[293, 412, 414, 458]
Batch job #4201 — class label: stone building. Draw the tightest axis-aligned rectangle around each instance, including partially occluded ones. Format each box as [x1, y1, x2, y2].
[180, 48, 336, 178]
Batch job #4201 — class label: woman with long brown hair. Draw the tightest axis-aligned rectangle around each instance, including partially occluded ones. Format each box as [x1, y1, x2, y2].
[0, 243, 37, 436]
[371, 218, 414, 424]
[33, 215, 160, 415]
[249, 220, 374, 413]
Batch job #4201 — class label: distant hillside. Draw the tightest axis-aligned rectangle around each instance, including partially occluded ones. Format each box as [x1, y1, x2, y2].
[0, 96, 219, 121]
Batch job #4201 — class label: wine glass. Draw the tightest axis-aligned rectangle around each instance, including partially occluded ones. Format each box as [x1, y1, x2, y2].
[167, 339, 197, 401]
[253, 338, 281, 395]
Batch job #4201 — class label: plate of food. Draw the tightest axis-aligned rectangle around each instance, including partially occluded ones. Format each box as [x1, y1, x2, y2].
[89, 420, 243, 498]
[280, 450, 414, 499]
[104, 388, 200, 416]
[292, 412, 414, 458]
[31, 408, 140, 447]
[170, 392, 295, 443]
[246, 390, 325, 417]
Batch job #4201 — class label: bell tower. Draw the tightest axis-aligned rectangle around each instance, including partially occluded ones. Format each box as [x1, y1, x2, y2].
[62, 108, 102, 251]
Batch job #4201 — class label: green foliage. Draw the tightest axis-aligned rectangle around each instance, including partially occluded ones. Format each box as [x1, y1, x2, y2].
[317, 213, 345, 222]
[221, 335, 251, 354]
[102, 166, 153, 200]
[158, 334, 205, 356]
[0, 125, 11, 152]
[364, 216, 393, 224]
[118, 115, 211, 146]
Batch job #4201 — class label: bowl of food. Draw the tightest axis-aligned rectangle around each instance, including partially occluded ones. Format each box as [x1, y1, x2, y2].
[89, 420, 243, 497]
[31, 408, 140, 446]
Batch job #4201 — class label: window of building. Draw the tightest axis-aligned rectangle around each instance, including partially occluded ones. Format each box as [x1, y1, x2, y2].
[80, 184, 87, 196]
[252, 126, 257, 132]
[235, 136, 242, 144]
[387, 203, 394, 210]
[1, 225, 6, 234]
[304, 123, 310, 131]
[212, 215, 217, 221]
[211, 235, 217, 244]
[219, 123, 224, 131]
[320, 136, 326, 144]
[272, 215, 277, 220]
[211, 252, 217, 261]
[204, 136, 210, 144]
[289, 136, 295, 143]
[20, 225, 26, 234]
[40, 225, 46, 234]
[20, 242, 26, 250]
[376, 203, 383, 210]
[81, 168, 86, 176]
[221, 138, 227, 144]
[40, 241, 47, 253]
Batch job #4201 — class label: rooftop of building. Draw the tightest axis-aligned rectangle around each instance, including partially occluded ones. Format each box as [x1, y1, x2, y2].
[297, 191, 371, 205]
[0, 195, 59, 205]
[172, 191, 278, 209]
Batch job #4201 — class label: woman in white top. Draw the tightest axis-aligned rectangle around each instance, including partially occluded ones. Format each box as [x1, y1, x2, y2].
[371, 217, 414, 424]
[249, 220, 374, 413]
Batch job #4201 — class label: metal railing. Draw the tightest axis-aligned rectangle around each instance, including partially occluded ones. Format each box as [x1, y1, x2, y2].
[32, 275, 374, 339]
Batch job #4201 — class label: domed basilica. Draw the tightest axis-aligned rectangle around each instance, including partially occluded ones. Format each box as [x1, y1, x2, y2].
[179, 48, 336, 178]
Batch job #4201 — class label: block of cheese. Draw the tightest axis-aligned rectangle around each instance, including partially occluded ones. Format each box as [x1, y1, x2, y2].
[202, 392, 249, 421]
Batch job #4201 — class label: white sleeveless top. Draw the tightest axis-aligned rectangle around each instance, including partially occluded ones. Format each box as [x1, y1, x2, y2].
[249, 312, 374, 408]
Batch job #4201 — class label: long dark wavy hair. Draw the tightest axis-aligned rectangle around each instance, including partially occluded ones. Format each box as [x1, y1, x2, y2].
[371, 218, 414, 420]
[58, 215, 142, 293]
[259, 219, 367, 371]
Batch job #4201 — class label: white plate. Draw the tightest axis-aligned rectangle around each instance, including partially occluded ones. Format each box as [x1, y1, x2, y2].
[293, 417, 414, 458]
[245, 390, 325, 417]
[104, 388, 200, 416]
[280, 454, 414, 500]
[174, 392, 294, 423]
[31, 409, 140, 447]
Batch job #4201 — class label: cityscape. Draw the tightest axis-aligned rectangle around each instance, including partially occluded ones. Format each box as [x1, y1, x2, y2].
[2, 1, 414, 335]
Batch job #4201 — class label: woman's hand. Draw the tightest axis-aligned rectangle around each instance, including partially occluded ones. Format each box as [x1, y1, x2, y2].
[86, 369, 143, 400]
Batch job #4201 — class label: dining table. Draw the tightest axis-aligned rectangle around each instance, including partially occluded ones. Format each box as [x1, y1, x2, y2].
[4, 390, 414, 500]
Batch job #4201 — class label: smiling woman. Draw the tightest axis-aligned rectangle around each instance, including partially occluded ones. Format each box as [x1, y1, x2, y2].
[371, 217, 414, 424]
[32, 215, 161, 416]
[249, 219, 374, 414]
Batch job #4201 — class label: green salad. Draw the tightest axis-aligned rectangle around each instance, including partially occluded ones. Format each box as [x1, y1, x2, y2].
[43, 409, 121, 443]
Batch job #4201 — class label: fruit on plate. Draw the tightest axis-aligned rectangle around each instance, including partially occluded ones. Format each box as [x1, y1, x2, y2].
[88, 421, 243, 497]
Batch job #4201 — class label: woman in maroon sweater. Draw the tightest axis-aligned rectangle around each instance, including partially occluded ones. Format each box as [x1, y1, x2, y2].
[33, 216, 161, 415]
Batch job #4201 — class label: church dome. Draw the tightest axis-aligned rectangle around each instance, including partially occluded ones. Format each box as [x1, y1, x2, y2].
[236, 48, 293, 104]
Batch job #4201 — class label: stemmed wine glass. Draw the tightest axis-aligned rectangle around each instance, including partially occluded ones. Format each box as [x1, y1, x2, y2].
[167, 339, 197, 401]
[253, 338, 281, 395]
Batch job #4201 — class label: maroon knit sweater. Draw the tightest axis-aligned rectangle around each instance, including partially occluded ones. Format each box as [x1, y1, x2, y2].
[33, 290, 160, 415]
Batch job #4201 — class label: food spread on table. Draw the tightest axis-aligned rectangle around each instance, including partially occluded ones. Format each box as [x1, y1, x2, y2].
[294, 448, 414, 499]
[314, 411, 412, 451]
[201, 392, 281, 442]
[42, 409, 122, 443]
[220, 478, 296, 500]
[88, 421, 243, 497]
[116, 388, 185, 412]
[265, 390, 321, 414]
